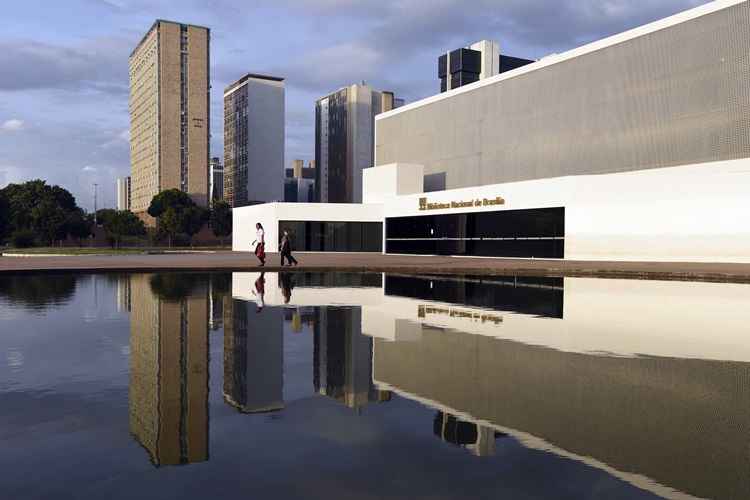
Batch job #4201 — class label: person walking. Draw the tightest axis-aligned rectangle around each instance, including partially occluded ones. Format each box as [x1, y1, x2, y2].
[279, 229, 298, 267]
[252, 222, 266, 266]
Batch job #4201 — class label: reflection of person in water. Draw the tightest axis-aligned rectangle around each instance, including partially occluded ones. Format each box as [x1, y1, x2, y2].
[279, 272, 295, 304]
[252, 272, 266, 312]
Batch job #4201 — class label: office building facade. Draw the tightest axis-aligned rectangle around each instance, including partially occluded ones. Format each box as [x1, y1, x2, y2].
[314, 84, 401, 203]
[128, 20, 210, 223]
[284, 159, 316, 203]
[224, 73, 285, 208]
[209, 156, 224, 205]
[438, 39, 533, 93]
[116, 176, 131, 211]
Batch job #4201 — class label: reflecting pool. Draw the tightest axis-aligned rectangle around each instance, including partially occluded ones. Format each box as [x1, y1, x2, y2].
[1, 272, 749, 499]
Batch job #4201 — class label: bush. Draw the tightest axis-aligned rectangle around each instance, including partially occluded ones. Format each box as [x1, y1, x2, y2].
[171, 233, 192, 247]
[11, 229, 36, 248]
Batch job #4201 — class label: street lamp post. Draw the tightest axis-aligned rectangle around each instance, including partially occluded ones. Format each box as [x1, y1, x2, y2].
[93, 183, 98, 225]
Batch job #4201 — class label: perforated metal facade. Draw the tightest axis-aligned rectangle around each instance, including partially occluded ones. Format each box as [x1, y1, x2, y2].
[375, 2, 750, 190]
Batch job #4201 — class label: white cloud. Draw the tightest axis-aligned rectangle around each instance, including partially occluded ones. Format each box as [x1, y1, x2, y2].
[82, 165, 97, 172]
[1, 119, 24, 132]
[0, 164, 25, 188]
[118, 129, 130, 142]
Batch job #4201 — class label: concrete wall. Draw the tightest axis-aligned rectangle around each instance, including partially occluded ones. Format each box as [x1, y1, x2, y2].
[379, 159, 750, 263]
[375, 0, 750, 191]
[362, 163, 423, 204]
[232, 202, 384, 252]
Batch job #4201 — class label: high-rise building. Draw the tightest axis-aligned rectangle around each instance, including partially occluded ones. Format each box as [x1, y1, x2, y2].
[129, 274, 209, 466]
[116, 176, 131, 211]
[283, 159, 316, 203]
[209, 157, 224, 205]
[438, 40, 533, 93]
[315, 84, 401, 203]
[128, 20, 210, 223]
[224, 73, 285, 208]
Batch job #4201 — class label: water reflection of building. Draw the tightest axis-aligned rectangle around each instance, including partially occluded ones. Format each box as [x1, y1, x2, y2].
[433, 411, 505, 457]
[223, 299, 284, 413]
[128, 274, 209, 466]
[208, 279, 223, 331]
[313, 307, 390, 411]
[115, 275, 132, 313]
[373, 323, 750, 500]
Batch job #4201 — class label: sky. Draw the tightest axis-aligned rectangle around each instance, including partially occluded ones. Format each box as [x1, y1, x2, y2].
[0, 0, 707, 210]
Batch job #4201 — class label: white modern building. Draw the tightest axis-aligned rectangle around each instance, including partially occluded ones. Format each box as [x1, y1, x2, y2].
[234, 0, 750, 263]
[116, 176, 131, 211]
[224, 73, 285, 207]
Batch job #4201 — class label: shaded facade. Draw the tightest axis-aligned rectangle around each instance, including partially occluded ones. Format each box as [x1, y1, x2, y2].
[313, 307, 390, 410]
[209, 157, 224, 205]
[315, 84, 401, 203]
[128, 274, 209, 466]
[438, 39, 533, 93]
[223, 299, 284, 413]
[283, 159, 316, 203]
[373, 325, 750, 499]
[129, 20, 210, 222]
[224, 73, 285, 207]
[378, 1, 750, 191]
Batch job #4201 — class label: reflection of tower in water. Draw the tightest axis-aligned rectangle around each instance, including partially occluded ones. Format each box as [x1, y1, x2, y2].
[128, 274, 209, 466]
[314, 307, 391, 410]
[433, 411, 506, 457]
[115, 274, 132, 313]
[223, 298, 284, 413]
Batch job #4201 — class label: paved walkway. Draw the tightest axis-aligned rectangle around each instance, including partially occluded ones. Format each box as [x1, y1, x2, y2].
[2, 251, 750, 282]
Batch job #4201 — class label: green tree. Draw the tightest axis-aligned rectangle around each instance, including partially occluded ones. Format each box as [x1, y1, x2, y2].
[0, 180, 85, 246]
[183, 206, 208, 247]
[2, 179, 53, 232]
[159, 207, 184, 247]
[66, 209, 92, 245]
[0, 192, 9, 242]
[147, 189, 195, 219]
[95, 208, 118, 228]
[103, 210, 146, 248]
[31, 199, 68, 245]
[147, 189, 209, 247]
[210, 201, 232, 245]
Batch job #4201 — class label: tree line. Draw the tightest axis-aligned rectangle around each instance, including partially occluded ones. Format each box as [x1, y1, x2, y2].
[0, 180, 232, 248]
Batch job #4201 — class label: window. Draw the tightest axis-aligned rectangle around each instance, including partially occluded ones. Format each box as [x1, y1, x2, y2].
[386, 208, 564, 258]
[279, 221, 382, 252]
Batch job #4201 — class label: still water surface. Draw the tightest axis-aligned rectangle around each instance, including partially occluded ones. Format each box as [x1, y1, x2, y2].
[1, 272, 749, 499]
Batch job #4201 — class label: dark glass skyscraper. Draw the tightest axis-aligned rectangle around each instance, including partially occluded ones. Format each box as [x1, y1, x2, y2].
[314, 84, 401, 203]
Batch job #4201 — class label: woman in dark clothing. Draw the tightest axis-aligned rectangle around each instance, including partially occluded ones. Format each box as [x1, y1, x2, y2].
[279, 229, 298, 267]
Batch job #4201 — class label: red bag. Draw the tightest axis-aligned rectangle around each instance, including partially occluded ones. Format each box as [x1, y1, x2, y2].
[254, 243, 266, 259]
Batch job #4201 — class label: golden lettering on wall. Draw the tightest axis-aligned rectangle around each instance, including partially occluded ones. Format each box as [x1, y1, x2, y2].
[418, 305, 503, 325]
[418, 196, 505, 211]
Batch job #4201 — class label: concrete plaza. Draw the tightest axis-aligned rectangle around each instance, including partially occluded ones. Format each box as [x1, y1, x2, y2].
[2, 251, 750, 283]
